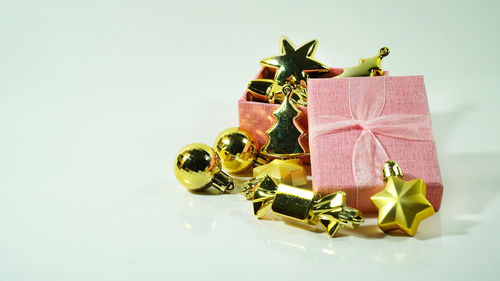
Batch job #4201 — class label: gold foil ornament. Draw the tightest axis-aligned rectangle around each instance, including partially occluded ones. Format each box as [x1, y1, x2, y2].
[253, 159, 307, 186]
[241, 159, 307, 200]
[382, 159, 403, 182]
[335, 47, 390, 78]
[174, 143, 234, 192]
[247, 78, 308, 106]
[241, 177, 263, 200]
[370, 160, 435, 236]
[261, 83, 308, 158]
[247, 36, 328, 106]
[213, 127, 268, 174]
[250, 176, 364, 237]
[247, 79, 279, 103]
[261, 36, 329, 85]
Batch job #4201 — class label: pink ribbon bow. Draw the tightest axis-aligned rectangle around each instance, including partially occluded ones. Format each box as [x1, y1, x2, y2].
[311, 77, 434, 187]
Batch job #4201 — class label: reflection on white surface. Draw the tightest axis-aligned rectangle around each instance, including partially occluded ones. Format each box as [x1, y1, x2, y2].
[275, 240, 307, 251]
[322, 248, 335, 255]
[159, 153, 499, 280]
[248, 214, 442, 265]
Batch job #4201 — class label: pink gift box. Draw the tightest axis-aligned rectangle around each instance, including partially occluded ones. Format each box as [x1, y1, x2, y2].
[308, 76, 443, 213]
[238, 67, 344, 158]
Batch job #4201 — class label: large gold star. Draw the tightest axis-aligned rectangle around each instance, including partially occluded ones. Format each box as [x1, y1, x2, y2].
[370, 177, 435, 236]
[260, 36, 329, 84]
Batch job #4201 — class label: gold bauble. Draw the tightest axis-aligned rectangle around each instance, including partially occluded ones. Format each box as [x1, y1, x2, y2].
[213, 128, 260, 174]
[174, 143, 233, 192]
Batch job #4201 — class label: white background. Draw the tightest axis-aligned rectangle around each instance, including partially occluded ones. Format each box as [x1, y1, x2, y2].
[1, 0, 499, 280]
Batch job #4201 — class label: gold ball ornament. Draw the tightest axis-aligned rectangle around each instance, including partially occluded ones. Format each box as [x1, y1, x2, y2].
[213, 127, 260, 174]
[174, 143, 234, 192]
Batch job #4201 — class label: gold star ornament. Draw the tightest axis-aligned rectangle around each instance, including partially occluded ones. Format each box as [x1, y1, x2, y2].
[260, 36, 329, 85]
[370, 160, 435, 236]
[253, 158, 307, 187]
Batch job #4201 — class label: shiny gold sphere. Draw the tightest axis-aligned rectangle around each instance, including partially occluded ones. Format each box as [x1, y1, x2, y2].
[174, 143, 222, 191]
[214, 127, 259, 173]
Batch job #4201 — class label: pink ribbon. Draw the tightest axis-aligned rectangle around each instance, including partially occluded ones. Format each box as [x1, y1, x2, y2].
[311, 77, 434, 187]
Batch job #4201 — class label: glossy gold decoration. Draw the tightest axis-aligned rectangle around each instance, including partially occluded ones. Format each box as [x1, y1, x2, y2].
[247, 79, 308, 106]
[382, 159, 403, 182]
[261, 83, 307, 158]
[370, 160, 435, 236]
[253, 159, 307, 186]
[241, 177, 263, 200]
[241, 159, 307, 200]
[174, 143, 234, 192]
[246, 79, 280, 103]
[213, 127, 267, 174]
[251, 176, 364, 237]
[335, 47, 390, 78]
[261, 36, 329, 85]
[246, 36, 324, 106]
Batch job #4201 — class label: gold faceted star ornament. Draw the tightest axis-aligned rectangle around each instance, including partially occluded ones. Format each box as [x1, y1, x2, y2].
[260, 36, 329, 85]
[370, 160, 435, 236]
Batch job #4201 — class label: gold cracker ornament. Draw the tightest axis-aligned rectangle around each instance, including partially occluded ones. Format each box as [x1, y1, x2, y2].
[370, 160, 435, 236]
[241, 159, 307, 199]
[249, 176, 364, 237]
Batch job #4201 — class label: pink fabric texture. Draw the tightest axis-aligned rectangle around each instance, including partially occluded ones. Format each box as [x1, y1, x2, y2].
[308, 76, 443, 213]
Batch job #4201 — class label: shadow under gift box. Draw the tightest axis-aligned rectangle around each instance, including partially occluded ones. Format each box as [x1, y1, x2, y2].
[238, 67, 345, 163]
[307, 76, 443, 213]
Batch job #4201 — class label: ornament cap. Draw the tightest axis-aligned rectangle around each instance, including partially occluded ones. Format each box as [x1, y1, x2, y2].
[382, 159, 404, 182]
[254, 155, 271, 166]
[378, 46, 390, 59]
[211, 171, 234, 192]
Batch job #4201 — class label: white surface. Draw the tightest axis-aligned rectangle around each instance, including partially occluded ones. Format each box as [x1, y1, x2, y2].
[1, 1, 499, 280]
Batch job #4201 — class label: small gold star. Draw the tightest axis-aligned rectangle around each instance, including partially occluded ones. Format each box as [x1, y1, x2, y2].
[370, 177, 435, 236]
[260, 36, 329, 84]
[252, 159, 307, 187]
